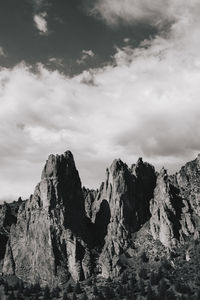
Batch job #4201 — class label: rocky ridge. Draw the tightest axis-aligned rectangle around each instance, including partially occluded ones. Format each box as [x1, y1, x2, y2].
[1, 151, 200, 286]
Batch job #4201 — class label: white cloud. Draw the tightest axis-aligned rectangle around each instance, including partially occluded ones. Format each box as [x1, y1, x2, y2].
[1, 2, 200, 200]
[87, 0, 200, 27]
[0, 46, 6, 57]
[77, 49, 95, 64]
[33, 12, 48, 34]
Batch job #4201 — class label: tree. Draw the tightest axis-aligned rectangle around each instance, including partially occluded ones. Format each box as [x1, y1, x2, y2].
[93, 285, 98, 296]
[51, 285, 60, 297]
[67, 283, 73, 293]
[4, 282, 9, 295]
[81, 291, 88, 300]
[141, 250, 149, 263]
[74, 282, 82, 294]
[72, 292, 77, 300]
[158, 279, 168, 298]
[146, 284, 156, 300]
[139, 279, 146, 296]
[43, 285, 50, 300]
[8, 291, 16, 300]
[139, 268, 148, 280]
[62, 291, 69, 300]
[16, 291, 23, 300]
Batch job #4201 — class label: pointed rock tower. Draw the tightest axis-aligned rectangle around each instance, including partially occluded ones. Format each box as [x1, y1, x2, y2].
[3, 151, 92, 285]
[91, 158, 156, 278]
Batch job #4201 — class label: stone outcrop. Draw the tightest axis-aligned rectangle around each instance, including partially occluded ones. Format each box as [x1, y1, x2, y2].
[2, 151, 92, 285]
[150, 154, 200, 248]
[0, 200, 21, 261]
[150, 168, 183, 247]
[2, 150, 200, 284]
[91, 158, 156, 278]
[82, 187, 97, 220]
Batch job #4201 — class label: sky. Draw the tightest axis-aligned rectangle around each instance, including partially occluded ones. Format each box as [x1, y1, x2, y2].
[1, 0, 200, 201]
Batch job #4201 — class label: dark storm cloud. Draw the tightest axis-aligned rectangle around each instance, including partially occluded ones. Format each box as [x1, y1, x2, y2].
[0, 0, 157, 75]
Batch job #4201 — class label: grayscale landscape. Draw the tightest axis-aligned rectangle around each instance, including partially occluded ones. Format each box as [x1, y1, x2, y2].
[1, 0, 200, 299]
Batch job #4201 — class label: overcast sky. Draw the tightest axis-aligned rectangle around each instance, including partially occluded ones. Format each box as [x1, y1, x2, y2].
[1, 0, 200, 202]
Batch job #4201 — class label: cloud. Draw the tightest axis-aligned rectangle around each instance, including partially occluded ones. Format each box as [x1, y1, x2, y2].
[0, 46, 6, 57]
[1, 2, 200, 200]
[77, 50, 95, 64]
[33, 12, 48, 34]
[33, 0, 48, 11]
[86, 0, 200, 28]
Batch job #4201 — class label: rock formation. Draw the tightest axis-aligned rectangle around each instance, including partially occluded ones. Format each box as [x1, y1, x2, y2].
[150, 155, 200, 248]
[2, 151, 200, 285]
[0, 199, 21, 261]
[91, 158, 156, 278]
[2, 151, 92, 285]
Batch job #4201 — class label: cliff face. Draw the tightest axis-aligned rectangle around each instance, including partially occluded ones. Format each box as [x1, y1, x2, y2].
[91, 158, 156, 278]
[0, 200, 21, 261]
[150, 155, 200, 248]
[3, 151, 92, 285]
[2, 151, 200, 285]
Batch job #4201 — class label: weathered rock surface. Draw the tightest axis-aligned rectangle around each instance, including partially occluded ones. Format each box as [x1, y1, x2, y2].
[91, 158, 156, 278]
[150, 154, 200, 248]
[82, 187, 97, 220]
[3, 151, 92, 285]
[2, 151, 200, 284]
[0, 199, 21, 261]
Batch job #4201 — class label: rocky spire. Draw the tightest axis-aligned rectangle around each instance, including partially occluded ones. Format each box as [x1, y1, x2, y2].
[3, 151, 92, 285]
[91, 157, 156, 278]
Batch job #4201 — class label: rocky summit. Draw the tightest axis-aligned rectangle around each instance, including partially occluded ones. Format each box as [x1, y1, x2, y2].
[1, 151, 200, 298]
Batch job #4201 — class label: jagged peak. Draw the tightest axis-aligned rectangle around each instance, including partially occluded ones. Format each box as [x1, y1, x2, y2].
[159, 167, 168, 177]
[110, 158, 127, 174]
[41, 150, 76, 179]
[136, 157, 143, 165]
